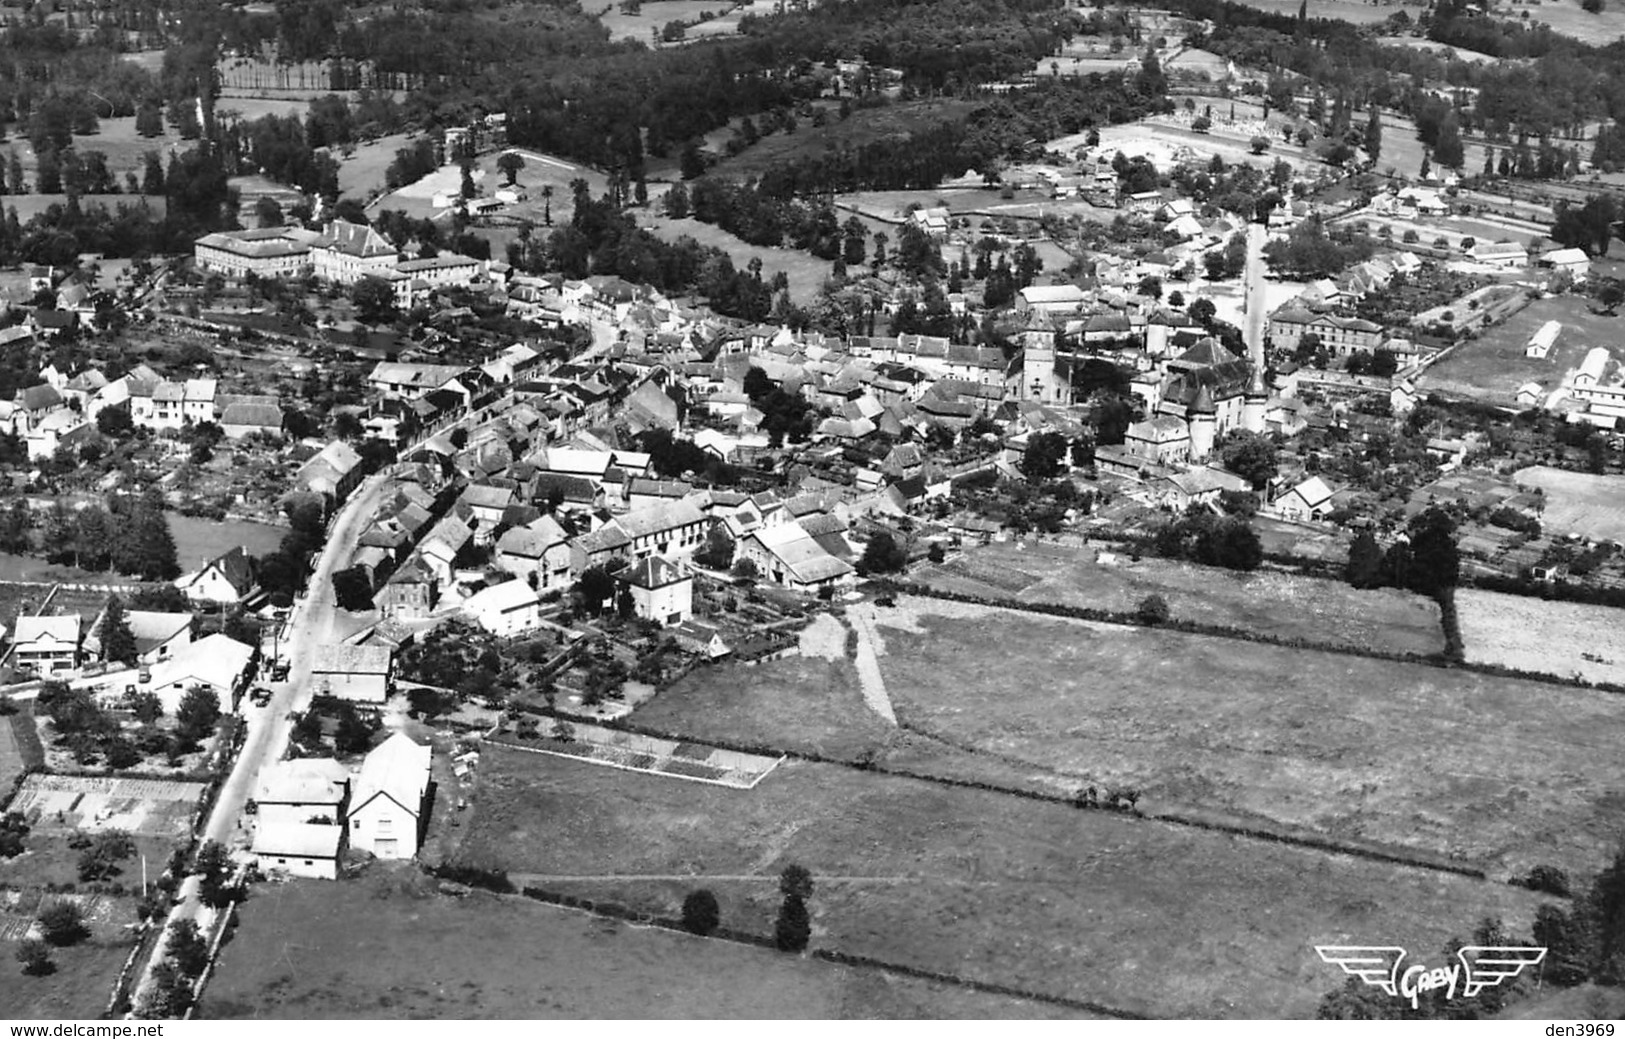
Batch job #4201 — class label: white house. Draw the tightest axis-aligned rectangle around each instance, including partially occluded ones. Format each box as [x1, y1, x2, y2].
[493, 516, 571, 590]
[1468, 240, 1528, 269]
[349, 733, 431, 860]
[9, 615, 81, 674]
[463, 579, 542, 636]
[1525, 320, 1561, 360]
[310, 643, 394, 705]
[143, 632, 256, 714]
[618, 556, 693, 627]
[82, 610, 192, 664]
[182, 378, 218, 424]
[253, 758, 350, 828]
[1273, 476, 1337, 523]
[1541, 246, 1590, 284]
[252, 822, 343, 880]
[176, 546, 256, 605]
[1575, 347, 1610, 390]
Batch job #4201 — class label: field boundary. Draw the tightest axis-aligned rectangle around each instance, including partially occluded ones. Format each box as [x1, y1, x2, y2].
[483, 732, 783, 790]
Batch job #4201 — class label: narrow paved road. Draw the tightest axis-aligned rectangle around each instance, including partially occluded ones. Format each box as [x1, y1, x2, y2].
[129, 468, 396, 1015]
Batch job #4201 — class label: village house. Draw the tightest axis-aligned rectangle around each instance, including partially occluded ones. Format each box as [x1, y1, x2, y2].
[252, 822, 344, 880]
[253, 758, 350, 828]
[176, 546, 256, 606]
[8, 615, 81, 674]
[738, 522, 855, 593]
[296, 440, 365, 502]
[1273, 476, 1338, 523]
[349, 733, 432, 860]
[494, 515, 571, 589]
[84, 610, 193, 664]
[568, 499, 708, 575]
[617, 556, 694, 627]
[142, 633, 256, 713]
[463, 579, 542, 636]
[310, 643, 394, 705]
[377, 557, 437, 621]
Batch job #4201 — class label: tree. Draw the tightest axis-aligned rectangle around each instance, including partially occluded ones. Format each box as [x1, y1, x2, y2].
[16, 938, 53, 976]
[780, 864, 814, 901]
[37, 901, 89, 947]
[1433, 114, 1465, 171]
[1021, 432, 1069, 481]
[1250, 135, 1271, 155]
[96, 404, 133, 437]
[774, 894, 811, 952]
[333, 701, 376, 755]
[1345, 530, 1384, 589]
[175, 687, 221, 747]
[1220, 432, 1278, 491]
[166, 919, 209, 978]
[577, 566, 617, 614]
[682, 889, 720, 935]
[77, 506, 115, 571]
[97, 595, 137, 665]
[77, 829, 135, 881]
[496, 151, 525, 186]
[195, 840, 237, 909]
[858, 532, 907, 575]
[1405, 507, 1460, 597]
[332, 565, 374, 611]
[41, 500, 78, 564]
[351, 277, 396, 325]
[1136, 594, 1171, 624]
[1363, 107, 1382, 164]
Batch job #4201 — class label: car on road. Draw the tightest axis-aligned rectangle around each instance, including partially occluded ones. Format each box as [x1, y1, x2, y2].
[249, 687, 273, 707]
[270, 662, 291, 682]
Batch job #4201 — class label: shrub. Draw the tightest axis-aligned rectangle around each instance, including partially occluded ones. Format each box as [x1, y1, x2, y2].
[16, 938, 54, 976]
[1522, 864, 1571, 897]
[37, 901, 89, 947]
[681, 889, 720, 935]
[774, 894, 811, 952]
[1136, 594, 1171, 625]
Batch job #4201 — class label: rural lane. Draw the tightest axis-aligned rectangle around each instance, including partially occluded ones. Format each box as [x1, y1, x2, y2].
[128, 467, 396, 1016]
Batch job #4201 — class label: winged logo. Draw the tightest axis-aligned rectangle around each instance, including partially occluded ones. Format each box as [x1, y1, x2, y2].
[1456, 945, 1547, 998]
[1315, 946, 1407, 997]
[1315, 945, 1546, 1009]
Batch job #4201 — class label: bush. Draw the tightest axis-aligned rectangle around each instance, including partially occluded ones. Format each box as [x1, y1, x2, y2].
[681, 889, 720, 935]
[1522, 864, 1571, 897]
[37, 901, 89, 946]
[16, 938, 54, 976]
[1136, 594, 1171, 625]
[774, 894, 811, 952]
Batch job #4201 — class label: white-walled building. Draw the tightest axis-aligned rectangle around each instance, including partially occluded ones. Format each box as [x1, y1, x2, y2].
[349, 733, 432, 860]
[618, 556, 693, 627]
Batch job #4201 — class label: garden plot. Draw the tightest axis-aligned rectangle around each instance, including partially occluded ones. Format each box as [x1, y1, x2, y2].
[10, 774, 205, 838]
[1456, 588, 1625, 686]
[485, 722, 781, 788]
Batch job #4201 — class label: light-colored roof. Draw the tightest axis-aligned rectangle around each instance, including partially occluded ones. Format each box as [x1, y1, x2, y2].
[311, 643, 393, 675]
[464, 579, 540, 616]
[542, 447, 614, 477]
[352, 733, 431, 818]
[13, 614, 79, 644]
[612, 499, 705, 540]
[496, 516, 568, 559]
[252, 821, 343, 860]
[148, 632, 254, 691]
[183, 378, 217, 403]
[1580, 347, 1611, 381]
[621, 555, 689, 590]
[1289, 476, 1335, 507]
[255, 758, 349, 805]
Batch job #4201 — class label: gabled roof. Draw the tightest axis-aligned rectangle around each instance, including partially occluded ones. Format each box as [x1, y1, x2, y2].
[351, 733, 431, 819]
[620, 555, 689, 590]
[13, 614, 80, 644]
[255, 757, 349, 805]
[19, 384, 62, 412]
[252, 821, 343, 860]
[220, 402, 284, 428]
[196, 546, 255, 595]
[496, 515, 569, 559]
[311, 642, 393, 675]
[464, 579, 540, 616]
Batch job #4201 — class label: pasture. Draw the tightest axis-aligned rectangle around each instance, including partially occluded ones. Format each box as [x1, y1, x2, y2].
[0, 907, 139, 1018]
[1512, 0, 1625, 44]
[1456, 588, 1625, 686]
[700, 99, 979, 182]
[168, 514, 286, 572]
[596, 0, 731, 42]
[1233, 0, 1426, 22]
[7, 114, 181, 189]
[336, 132, 421, 200]
[860, 599, 1625, 877]
[452, 743, 1550, 1018]
[1418, 296, 1614, 402]
[369, 148, 607, 231]
[638, 213, 834, 302]
[202, 867, 1066, 1019]
[1512, 466, 1625, 541]
[916, 540, 1444, 655]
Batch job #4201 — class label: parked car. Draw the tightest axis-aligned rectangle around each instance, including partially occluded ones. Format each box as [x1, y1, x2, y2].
[271, 662, 291, 682]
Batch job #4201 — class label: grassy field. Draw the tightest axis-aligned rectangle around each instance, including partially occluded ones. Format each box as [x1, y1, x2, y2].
[0, 929, 137, 1018]
[1512, 466, 1625, 541]
[452, 743, 1551, 1018]
[1418, 295, 1613, 402]
[638, 213, 833, 302]
[204, 865, 1071, 1019]
[1457, 588, 1625, 686]
[369, 148, 607, 231]
[596, 0, 731, 42]
[917, 541, 1444, 655]
[860, 599, 1625, 877]
[1234, 0, 1426, 22]
[1512, 0, 1625, 43]
[6, 114, 183, 189]
[167, 514, 286, 572]
[700, 99, 979, 182]
[338, 132, 420, 201]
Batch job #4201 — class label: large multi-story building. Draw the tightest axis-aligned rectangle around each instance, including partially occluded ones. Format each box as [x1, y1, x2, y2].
[311, 220, 399, 285]
[194, 226, 321, 278]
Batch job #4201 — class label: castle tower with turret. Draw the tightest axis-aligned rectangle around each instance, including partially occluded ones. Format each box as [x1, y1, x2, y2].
[1241, 221, 1270, 434]
[1188, 384, 1217, 461]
